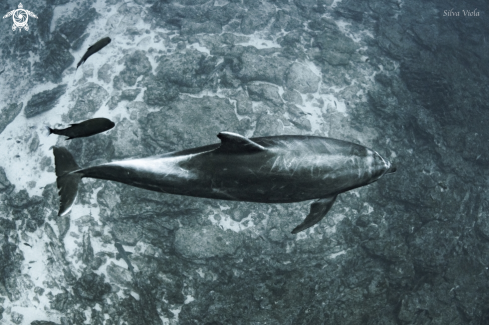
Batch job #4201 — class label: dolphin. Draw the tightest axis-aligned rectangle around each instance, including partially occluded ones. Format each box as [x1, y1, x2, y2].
[76, 37, 111, 69]
[53, 132, 396, 233]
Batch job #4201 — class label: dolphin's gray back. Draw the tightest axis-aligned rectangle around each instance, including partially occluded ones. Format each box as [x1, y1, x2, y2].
[79, 135, 387, 203]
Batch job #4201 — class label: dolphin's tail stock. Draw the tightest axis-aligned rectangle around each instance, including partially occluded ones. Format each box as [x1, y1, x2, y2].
[53, 147, 82, 216]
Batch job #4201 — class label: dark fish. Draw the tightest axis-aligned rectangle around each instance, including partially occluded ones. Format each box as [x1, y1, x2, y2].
[48, 118, 115, 140]
[77, 37, 111, 69]
[24, 243, 32, 247]
[114, 242, 134, 272]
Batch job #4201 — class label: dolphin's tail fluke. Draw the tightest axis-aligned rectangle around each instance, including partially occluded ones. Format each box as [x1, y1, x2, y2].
[53, 147, 82, 216]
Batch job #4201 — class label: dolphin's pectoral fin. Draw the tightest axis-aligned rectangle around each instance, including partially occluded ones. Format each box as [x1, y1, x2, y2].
[291, 195, 338, 234]
[217, 132, 266, 154]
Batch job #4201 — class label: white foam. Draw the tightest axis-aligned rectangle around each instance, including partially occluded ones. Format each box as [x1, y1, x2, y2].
[184, 295, 195, 304]
[329, 250, 347, 259]
[236, 32, 282, 49]
[189, 42, 211, 55]
[208, 207, 256, 232]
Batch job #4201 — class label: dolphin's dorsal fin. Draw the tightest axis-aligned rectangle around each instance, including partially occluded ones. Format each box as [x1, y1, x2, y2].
[217, 132, 265, 154]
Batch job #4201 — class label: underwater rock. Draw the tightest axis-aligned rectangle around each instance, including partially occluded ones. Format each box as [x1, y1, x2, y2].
[240, 3, 275, 35]
[111, 222, 143, 246]
[119, 276, 162, 325]
[174, 225, 242, 259]
[254, 114, 283, 136]
[34, 33, 74, 83]
[24, 85, 67, 118]
[82, 233, 94, 265]
[108, 89, 141, 110]
[111, 118, 143, 158]
[118, 51, 152, 87]
[140, 95, 238, 152]
[29, 132, 40, 152]
[288, 115, 312, 131]
[181, 21, 222, 35]
[235, 90, 253, 115]
[10, 312, 23, 324]
[68, 82, 109, 121]
[8, 31, 38, 60]
[314, 28, 357, 66]
[0, 102, 23, 135]
[44, 222, 58, 242]
[143, 77, 179, 106]
[282, 88, 303, 106]
[237, 49, 291, 86]
[334, 3, 364, 22]
[7, 189, 31, 208]
[121, 88, 141, 101]
[285, 62, 320, 94]
[155, 49, 217, 93]
[246, 82, 283, 107]
[58, 8, 99, 43]
[71, 33, 90, 51]
[73, 272, 111, 303]
[56, 215, 70, 240]
[37, 7, 54, 42]
[0, 167, 12, 192]
[107, 262, 132, 288]
[409, 221, 456, 273]
[107, 96, 120, 110]
[401, 62, 452, 113]
[98, 62, 113, 84]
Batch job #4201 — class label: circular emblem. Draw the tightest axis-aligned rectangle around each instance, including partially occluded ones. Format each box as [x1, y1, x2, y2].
[13, 8, 28, 29]
[3, 3, 37, 32]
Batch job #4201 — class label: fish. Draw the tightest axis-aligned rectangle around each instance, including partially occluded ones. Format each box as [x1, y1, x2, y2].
[48, 118, 115, 140]
[114, 242, 134, 273]
[76, 37, 111, 69]
[52, 132, 396, 234]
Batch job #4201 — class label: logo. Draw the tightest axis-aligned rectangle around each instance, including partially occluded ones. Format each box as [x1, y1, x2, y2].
[3, 3, 37, 32]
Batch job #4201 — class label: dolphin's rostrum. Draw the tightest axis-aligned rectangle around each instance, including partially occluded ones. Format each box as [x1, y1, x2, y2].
[53, 132, 395, 233]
